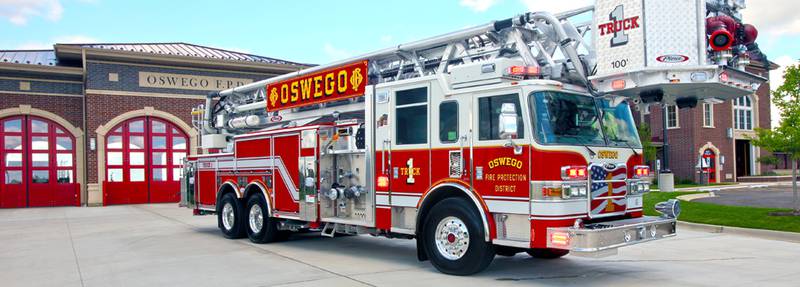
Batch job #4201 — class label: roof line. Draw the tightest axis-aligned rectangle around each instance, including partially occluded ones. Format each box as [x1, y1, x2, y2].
[182, 42, 309, 66]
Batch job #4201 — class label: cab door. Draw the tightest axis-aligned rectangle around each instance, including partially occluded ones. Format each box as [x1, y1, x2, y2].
[388, 83, 431, 198]
[470, 90, 530, 201]
[430, 90, 472, 189]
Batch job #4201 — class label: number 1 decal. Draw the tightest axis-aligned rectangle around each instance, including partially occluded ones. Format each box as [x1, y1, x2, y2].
[610, 5, 629, 47]
[406, 158, 415, 184]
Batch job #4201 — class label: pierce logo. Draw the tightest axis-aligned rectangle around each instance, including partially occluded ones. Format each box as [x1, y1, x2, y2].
[656, 55, 689, 63]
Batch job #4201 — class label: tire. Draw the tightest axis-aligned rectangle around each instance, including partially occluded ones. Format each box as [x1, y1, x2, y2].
[526, 248, 569, 259]
[245, 193, 282, 244]
[217, 193, 246, 239]
[495, 246, 523, 257]
[422, 197, 495, 275]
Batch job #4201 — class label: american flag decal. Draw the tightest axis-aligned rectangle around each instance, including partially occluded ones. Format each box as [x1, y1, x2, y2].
[589, 164, 627, 216]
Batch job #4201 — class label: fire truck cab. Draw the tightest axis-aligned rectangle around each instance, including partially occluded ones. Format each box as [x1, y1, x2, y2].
[181, 0, 765, 275]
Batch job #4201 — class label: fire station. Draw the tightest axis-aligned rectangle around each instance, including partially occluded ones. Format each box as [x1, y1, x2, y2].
[0, 43, 305, 208]
[637, 60, 778, 184]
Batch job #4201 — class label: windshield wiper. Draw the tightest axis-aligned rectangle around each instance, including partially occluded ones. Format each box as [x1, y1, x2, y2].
[609, 138, 639, 156]
[559, 135, 596, 157]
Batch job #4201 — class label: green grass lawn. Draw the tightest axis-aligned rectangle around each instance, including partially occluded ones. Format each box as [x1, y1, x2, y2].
[643, 192, 800, 233]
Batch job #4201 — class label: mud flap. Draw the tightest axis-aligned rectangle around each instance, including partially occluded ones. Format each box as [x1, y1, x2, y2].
[416, 235, 428, 261]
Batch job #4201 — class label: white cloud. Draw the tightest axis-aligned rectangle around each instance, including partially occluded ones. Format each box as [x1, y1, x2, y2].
[460, 0, 499, 12]
[741, 1, 800, 37]
[16, 34, 99, 50]
[322, 43, 352, 62]
[520, 0, 592, 14]
[0, 0, 63, 26]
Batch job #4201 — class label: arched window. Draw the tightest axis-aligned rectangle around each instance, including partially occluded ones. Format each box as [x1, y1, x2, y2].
[733, 96, 753, 130]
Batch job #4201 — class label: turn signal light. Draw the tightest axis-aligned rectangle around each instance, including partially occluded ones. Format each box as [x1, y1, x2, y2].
[542, 187, 563, 198]
[550, 232, 570, 247]
[376, 175, 389, 190]
[633, 165, 651, 178]
[611, 79, 626, 90]
[561, 166, 588, 181]
[506, 65, 541, 77]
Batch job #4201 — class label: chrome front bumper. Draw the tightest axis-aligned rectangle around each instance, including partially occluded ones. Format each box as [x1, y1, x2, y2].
[546, 216, 676, 253]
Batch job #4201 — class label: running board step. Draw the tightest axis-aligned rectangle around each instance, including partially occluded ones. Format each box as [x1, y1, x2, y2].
[321, 223, 337, 238]
[320, 222, 369, 237]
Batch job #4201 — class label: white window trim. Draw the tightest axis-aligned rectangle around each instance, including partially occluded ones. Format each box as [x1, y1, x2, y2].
[733, 96, 754, 131]
[666, 105, 680, 129]
[703, 103, 714, 128]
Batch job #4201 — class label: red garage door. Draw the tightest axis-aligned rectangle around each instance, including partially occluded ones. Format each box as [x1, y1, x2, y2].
[104, 117, 187, 205]
[1, 116, 79, 208]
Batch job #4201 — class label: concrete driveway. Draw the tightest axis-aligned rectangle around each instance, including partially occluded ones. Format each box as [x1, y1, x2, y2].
[1, 204, 799, 287]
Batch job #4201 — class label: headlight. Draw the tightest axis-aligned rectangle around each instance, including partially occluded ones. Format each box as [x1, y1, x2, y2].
[561, 183, 588, 199]
[629, 181, 650, 194]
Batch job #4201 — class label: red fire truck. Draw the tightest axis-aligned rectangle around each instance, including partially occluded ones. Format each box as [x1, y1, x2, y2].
[181, 0, 765, 275]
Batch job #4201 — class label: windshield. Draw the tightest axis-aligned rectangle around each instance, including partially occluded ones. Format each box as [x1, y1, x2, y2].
[530, 91, 642, 148]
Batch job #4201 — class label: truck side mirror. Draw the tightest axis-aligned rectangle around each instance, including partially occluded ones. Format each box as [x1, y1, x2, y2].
[499, 103, 518, 139]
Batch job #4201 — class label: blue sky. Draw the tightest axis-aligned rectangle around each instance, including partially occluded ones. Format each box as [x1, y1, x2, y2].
[3, 0, 795, 65]
[1, 0, 798, 124]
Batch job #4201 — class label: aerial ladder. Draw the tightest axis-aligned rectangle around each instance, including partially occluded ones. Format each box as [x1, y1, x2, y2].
[193, 0, 765, 144]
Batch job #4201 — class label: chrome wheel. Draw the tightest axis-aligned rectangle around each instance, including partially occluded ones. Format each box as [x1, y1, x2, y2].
[248, 204, 263, 233]
[221, 202, 235, 231]
[434, 216, 470, 260]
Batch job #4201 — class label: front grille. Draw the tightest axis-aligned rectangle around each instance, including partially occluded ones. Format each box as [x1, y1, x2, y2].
[588, 163, 628, 218]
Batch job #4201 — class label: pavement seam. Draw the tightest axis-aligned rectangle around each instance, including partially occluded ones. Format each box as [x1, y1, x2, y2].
[64, 211, 86, 287]
[131, 205, 377, 287]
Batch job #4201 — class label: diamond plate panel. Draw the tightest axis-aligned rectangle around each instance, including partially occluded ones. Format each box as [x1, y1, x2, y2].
[594, 0, 645, 77]
[644, 0, 705, 67]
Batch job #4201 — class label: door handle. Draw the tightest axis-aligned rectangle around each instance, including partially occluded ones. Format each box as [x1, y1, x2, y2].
[381, 139, 390, 174]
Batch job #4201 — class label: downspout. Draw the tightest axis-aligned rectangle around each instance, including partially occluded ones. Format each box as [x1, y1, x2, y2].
[81, 48, 88, 206]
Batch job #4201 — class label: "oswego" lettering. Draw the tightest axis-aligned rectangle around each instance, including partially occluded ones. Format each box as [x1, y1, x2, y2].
[487, 157, 523, 169]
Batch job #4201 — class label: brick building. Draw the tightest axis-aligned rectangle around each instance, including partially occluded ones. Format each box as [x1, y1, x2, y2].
[638, 61, 779, 183]
[0, 43, 304, 208]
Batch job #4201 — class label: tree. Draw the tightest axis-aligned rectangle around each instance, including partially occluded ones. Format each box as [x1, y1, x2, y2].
[756, 155, 779, 170]
[638, 124, 657, 165]
[751, 62, 800, 215]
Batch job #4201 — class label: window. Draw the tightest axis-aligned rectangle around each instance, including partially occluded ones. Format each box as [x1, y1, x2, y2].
[703, 103, 714, 128]
[3, 119, 21, 132]
[5, 170, 22, 184]
[4, 136, 21, 150]
[734, 96, 753, 130]
[439, 101, 458, 143]
[395, 87, 428, 145]
[32, 170, 49, 183]
[479, 94, 524, 140]
[666, 105, 679, 129]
